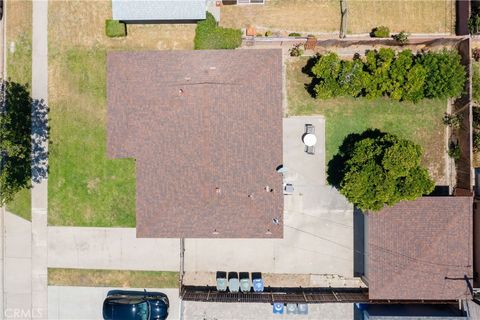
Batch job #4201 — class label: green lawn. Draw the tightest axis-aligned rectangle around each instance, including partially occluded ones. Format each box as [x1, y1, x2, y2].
[48, 268, 179, 288]
[6, 32, 32, 221]
[287, 58, 446, 183]
[48, 47, 136, 227]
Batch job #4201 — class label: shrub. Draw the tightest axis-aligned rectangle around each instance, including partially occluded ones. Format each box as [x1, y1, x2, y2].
[474, 132, 480, 152]
[364, 48, 396, 99]
[337, 59, 370, 97]
[473, 48, 480, 61]
[307, 49, 466, 101]
[105, 20, 126, 38]
[469, 14, 480, 34]
[448, 142, 461, 160]
[392, 31, 409, 44]
[473, 62, 480, 103]
[289, 32, 302, 37]
[418, 50, 466, 99]
[402, 64, 426, 102]
[442, 113, 462, 129]
[474, 107, 480, 129]
[371, 26, 390, 38]
[327, 129, 434, 211]
[289, 43, 304, 57]
[194, 12, 242, 50]
[265, 30, 272, 37]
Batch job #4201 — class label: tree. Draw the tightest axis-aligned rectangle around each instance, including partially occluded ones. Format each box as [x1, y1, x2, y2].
[0, 81, 48, 205]
[418, 50, 466, 99]
[327, 129, 435, 211]
[312, 52, 342, 99]
[364, 48, 395, 98]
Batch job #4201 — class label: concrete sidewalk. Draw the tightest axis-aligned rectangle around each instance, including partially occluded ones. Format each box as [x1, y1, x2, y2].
[48, 287, 179, 320]
[4, 212, 32, 320]
[48, 227, 180, 271]
[31, 0, 49, 318]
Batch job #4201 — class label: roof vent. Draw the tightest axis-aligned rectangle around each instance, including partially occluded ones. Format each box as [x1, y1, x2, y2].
[272, 218, 280, 225]
[216, 187, 221, 195]
[178, 88, 184, 95]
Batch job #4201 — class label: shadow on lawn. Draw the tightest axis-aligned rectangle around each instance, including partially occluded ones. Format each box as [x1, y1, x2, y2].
[301, 54, 320, 98]
[0, 81, 49, 204]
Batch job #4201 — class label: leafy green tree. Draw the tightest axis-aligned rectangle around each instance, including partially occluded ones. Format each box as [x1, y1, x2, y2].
[337, 59, 369, 97]
[0, 81, 48, 205]
[388, 50, 413, 100]
[327, 129, 435, 211]
[364, 48, 395, 98]
[312, 52, 342, 99]
[418, 50, 466, 99]
[402, 64, 427, 102]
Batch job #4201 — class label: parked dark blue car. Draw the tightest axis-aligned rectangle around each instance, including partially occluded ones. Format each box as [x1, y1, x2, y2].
[103, 289, 169, 320]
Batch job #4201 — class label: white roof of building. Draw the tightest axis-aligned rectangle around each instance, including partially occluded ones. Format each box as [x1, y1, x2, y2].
[112, 0, 207, 21]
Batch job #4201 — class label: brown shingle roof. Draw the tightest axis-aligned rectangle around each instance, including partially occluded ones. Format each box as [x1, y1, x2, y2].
[366, 196, 473, 300]
[107, 49, 283, 238]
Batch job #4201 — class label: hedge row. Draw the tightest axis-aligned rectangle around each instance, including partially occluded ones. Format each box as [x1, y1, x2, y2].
[194, 12, 242, 50]
[310, 49, 466, 102]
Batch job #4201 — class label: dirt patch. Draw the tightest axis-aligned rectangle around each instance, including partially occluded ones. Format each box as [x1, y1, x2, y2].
[220, 0, 454, 34]
[7, 0, 32, 40]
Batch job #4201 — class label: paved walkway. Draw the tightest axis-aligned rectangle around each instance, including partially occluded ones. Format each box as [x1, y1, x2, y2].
[48, 227, 180, 271]
[48, 287, 179, 320]
[31, 0, 49, 318]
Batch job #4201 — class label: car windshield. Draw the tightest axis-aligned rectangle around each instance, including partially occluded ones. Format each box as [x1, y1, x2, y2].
[133, 301, 149, 320]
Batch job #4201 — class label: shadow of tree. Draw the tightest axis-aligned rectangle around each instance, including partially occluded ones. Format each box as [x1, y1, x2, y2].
[327, 129, 386, 188]
[31, 98, 49, 183]
[0, 81, 49, 204]
[302, 54, 322, 98]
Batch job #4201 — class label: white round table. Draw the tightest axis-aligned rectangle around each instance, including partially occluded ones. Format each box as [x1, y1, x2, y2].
[303, 133, 317, 146]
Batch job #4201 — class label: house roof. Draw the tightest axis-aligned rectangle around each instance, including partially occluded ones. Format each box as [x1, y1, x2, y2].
[107, 49, 284, 238]
[366, 196, 473, 301]
[112, 0, 206, 21]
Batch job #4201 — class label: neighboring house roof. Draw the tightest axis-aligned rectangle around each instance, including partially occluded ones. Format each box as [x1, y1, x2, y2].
[112, 0, 206, 21]
[107, 49, 283, 238]
[366, 196, 473, 301]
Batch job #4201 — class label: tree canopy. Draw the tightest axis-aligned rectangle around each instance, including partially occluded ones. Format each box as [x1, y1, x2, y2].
[327, 129, 435, 211]
[309, 48, 466, 102]
[0, 81, 48, 205]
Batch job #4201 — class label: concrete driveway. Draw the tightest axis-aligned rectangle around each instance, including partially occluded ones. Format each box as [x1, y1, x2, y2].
[184, 116, 355, 279]
[48, 287, 179, 320]
[48, 227, 180, 271]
